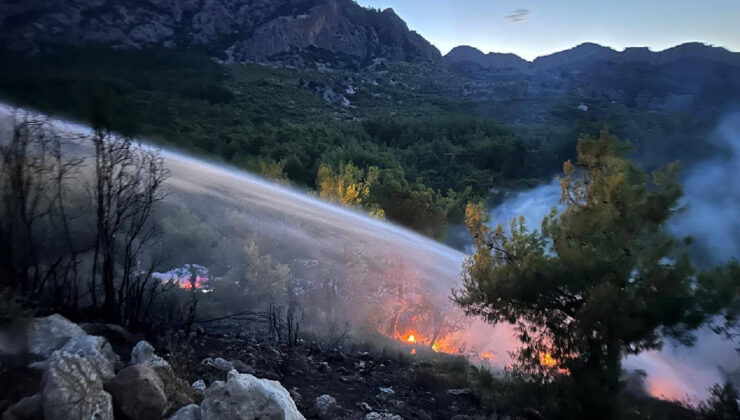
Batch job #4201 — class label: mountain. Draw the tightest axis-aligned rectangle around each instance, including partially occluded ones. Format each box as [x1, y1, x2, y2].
[445, 46, 528, 70]
[0, 0, 440, 68]
[443, 42, 740, 71]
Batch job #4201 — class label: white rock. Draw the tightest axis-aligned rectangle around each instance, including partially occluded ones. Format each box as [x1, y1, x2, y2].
[131, 340, 169, 368]
[59, 335, 119, 380]
[201, 370, 304, 420]
[169, 404, 202, 420]
[192, 379, 207, 395]
[27, 314, 86, 359]
[42, 351, 114, 420]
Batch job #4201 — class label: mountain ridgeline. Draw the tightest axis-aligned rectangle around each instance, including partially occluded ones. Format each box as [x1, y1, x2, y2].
[0, 0, 440, 68]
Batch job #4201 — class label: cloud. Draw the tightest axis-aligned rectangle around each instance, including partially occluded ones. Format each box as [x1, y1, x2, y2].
[505, 8, 530, 23]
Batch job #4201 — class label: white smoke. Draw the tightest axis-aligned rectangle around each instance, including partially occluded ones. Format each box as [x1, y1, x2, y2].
[487, 112, 740, 400]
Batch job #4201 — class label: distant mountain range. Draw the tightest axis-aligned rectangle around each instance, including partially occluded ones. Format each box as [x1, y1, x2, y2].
[3, 0, 738, 72]
[444, 42, 740, 71]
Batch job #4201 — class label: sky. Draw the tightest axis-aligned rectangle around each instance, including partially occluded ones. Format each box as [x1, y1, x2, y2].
[355, 0, 740, 61]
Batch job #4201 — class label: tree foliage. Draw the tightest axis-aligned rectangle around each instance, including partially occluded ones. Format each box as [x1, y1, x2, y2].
[455, 130, 740, 419]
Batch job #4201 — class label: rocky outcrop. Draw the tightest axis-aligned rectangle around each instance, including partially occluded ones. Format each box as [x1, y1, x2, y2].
[105, 365, 168, 420]
[0, 0, 440, 68]
[200, 370, 304, 420]
[42, 351, 114, 420]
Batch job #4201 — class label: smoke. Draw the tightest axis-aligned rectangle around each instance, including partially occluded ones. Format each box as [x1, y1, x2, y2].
[669, 112, 740, 266]
[486, 112, 740, 400]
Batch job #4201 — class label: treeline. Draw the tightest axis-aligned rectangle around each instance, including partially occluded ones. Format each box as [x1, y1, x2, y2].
[0, 48, 568, 238]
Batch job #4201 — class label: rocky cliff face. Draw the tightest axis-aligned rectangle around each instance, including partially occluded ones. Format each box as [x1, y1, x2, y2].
[0, 0, 440, 68]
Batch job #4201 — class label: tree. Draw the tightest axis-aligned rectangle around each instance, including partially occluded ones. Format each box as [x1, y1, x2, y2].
[700, 382, 740, 420]
[454, 130, 738, 419]
[89, 128, 168, 322]
[316, 162, 385, 218]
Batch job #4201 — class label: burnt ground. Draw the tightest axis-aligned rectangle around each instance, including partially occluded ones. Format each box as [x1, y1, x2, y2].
[180, 321, 492, 420]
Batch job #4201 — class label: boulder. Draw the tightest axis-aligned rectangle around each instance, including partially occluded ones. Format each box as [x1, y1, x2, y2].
[168, 404, 201, 420]
[230, 359, 253, 374]
[191, 379, 206, 395]
[201, 370, 304, 420]
[131, 341, 169, 368]
[365, 413, 402, 420]
[27, 315, 86, 359]
[213, 357, 234, 372]
[1, 394, 41, 420]
[41, 351, 113, 420]
[105, 365, 167, 420]
[129, 341, 193, 411]
[58, 335, 119, 380]
[154, 364, 194, 414]
[314, 394, 337, 419]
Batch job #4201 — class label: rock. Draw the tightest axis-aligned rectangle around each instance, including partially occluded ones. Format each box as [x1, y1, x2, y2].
[317, 362, 330, 372]
[131, 341, 169, 368]
[446, 388, 472, 396]
[314, 394, 337, 419]
[1, 394, 41, 420]
[289, 388, 302, 404]
[213, 357, 234, 372]
[168, 404, 201, 420]
[80, 323, 141, 357]
[58, 335, 119, 380]
[365, 413, 402, 420]
[154, 364, 194, 414]
[230, 359, 252, 374]
[42, 351, 113, 420]
[27, 315, 86, 359]
[191, 379, 206, 395]
[105, 365, 167, 420]
[201, 370, 303, 420]
[357, 402, 372, 412]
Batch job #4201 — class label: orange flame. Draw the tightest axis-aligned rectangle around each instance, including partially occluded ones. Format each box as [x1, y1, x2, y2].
[539, 352, 557, 368]
[407, 334, 416, 343]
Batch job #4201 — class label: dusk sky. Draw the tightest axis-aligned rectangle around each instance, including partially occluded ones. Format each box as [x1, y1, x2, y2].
[355, 0, 740, 60]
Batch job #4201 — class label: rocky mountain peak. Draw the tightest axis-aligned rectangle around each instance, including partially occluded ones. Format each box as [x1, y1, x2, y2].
[0, 0, 441, 69]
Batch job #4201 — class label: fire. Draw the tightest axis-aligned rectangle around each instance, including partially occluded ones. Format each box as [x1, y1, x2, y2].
[410, 348, 416, 355]
[431, 343, 439, 352]
[539, 352, 558, 368]
[481, 351, 494, 361]
[407, 334, 416, 343]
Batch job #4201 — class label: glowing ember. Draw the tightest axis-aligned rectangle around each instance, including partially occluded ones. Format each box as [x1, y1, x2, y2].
[407, 334, 416, 343]
[431, 343, 439, 352]
[481, 351, 493, 361]
[410, 348, 417, 355]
